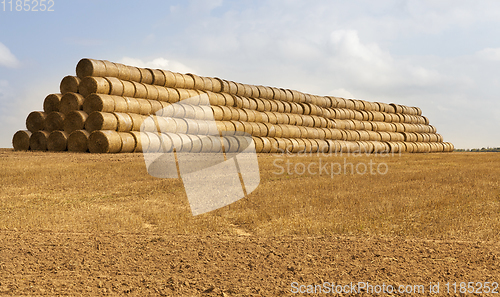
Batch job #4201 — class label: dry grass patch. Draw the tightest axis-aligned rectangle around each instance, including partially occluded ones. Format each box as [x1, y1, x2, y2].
[0, 149, 499, 240]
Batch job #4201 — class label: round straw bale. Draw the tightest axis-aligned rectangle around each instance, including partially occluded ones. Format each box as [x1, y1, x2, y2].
[137, 68, 153, 85]
[123, 66, 140, 82]
[59, 76, 81, 94]
[113, 63, 130, 81]
[146, 69, 164, 86]
[122, 97, 139, 114]
[83, 94, 115, 114]
[211, 106, 224, 121]
[76, 58, 107, 78]
[113, 112, 133, 132]
[219, 106, 232, 121]
[45, 111, 65, 132]
[144, 84, 159, 100]
[181, 74, 195, 89]
[187, 73, 204, 90]
[177, 133, 193, 152]
[67, 130, 90, 152]
[262, 123, 275, 137]
[200, 77, 212, 92]
[47, 131, 68, 151]
[129, 131, 144, 152]
[172, 73, 185, 89]
[12, 130, 31, 151]
[119, 132, 136, 153]
[79, 77, 110, 97]
[135, 98, 152, 115]
[105, 77, 124, 96]
[187, 135, 202, 153]
[157, 133, 174, 152]
[182, 104, 197, 119]
[88, 130, 122, 153]
[43, 94, 62, 113]
[155, 116, 177, 133]
[131, 81, 147, 98]
[253, 137, 264, 153]
[60, 92, 85, 114]
[63, 110, 88, 133]
[160, 70, 176, 88]
[220, 93, 235, 107]
[149, 100, 163, 114]
[155, 86, 169, 102]
[274, 125, 283, 138]
[85, 111, 118, 132]
[26, 111, 47, 132]
[29, 130, 50, 151]
[120, 80, 135, 97]
[99, 60, 118, 77]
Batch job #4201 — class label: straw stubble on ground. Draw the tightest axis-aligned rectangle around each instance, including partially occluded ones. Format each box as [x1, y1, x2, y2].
[0, 150, 499, 295]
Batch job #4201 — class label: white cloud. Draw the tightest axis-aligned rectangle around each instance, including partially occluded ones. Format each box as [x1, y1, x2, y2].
[119, 57, 195, 74]
[329, 88, 355, 99]
[475, 48, 500, 61]
[0, 43, 20, 68]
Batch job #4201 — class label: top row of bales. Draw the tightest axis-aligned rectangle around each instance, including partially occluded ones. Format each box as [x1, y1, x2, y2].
[75, 59, 423, 116]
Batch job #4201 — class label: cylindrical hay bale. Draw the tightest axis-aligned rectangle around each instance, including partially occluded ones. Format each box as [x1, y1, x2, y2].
[186, 135, 202, 153]
[47, 131, 68, 151]
[145, 84, 159, 100]
[172, 73, 186, 89]
[119, 132, 136, 153]
[131, 81, 148, 99]
[79, 76, 110, 97]
[63, 110, 88, 133]
[85, 111, 118, 132]
[187, 73, 204, 90]
[60, 76, 81, 95]
[43, 94, 62, 113]
[12, 130, 32, 151]
[128, 67, 142, 82]
[76, 58, 107, 78]
[181, 74, 195, 89]
[128, 131, 144, 152]
[146, 68, 165, 86]
[113, 112, 133, 132]
[83, 94, 115, 114]
[100, 60, 119, 77]
[155, 86, 169, 102]
[29, 130, 50, 151]
[26, 111, 47, 132]
[45, 111, 65, 132]
[138, 68, 153, 85]
[67, 130, 90, 152]
[161, 70, 177, 88]
[149, 100, 163, 114]
[135, 98, 152, 115]
[129, 114, 146, 132]
[206, 77, 218, 92]
[105, 77, 124, 96]
[115, 63, 131, 81]
[60, 92, 85, 114]
[122, 97, 139, 114]
[88, 130, 122, 153]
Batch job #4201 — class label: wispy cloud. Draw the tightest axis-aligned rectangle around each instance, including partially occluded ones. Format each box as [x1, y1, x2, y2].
[0, 43, 20, 68]
[119, 57, 195, 74]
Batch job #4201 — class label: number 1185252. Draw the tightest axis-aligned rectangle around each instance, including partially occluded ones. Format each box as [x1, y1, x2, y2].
[2, 0, 54, 12]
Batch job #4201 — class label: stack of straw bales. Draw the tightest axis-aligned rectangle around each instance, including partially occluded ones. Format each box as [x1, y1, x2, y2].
[12, 58, 454, 154]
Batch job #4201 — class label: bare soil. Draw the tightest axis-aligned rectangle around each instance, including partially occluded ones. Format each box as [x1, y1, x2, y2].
[1, 150, 499, 296]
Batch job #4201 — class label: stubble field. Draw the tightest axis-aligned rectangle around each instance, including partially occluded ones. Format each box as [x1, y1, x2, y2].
[0, 149, 499, 296]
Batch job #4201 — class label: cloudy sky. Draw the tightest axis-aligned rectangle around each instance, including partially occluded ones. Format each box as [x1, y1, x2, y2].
[1, 0, 499, 149]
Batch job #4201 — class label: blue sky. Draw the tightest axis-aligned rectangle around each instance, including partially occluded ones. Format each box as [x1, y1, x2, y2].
[1, 0, 499, 149]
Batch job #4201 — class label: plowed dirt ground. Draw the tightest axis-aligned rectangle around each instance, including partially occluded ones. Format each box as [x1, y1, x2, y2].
[1, 150, 499, 296]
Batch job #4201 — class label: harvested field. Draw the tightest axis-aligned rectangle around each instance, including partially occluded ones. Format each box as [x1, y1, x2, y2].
[0, 150, 499, 296]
